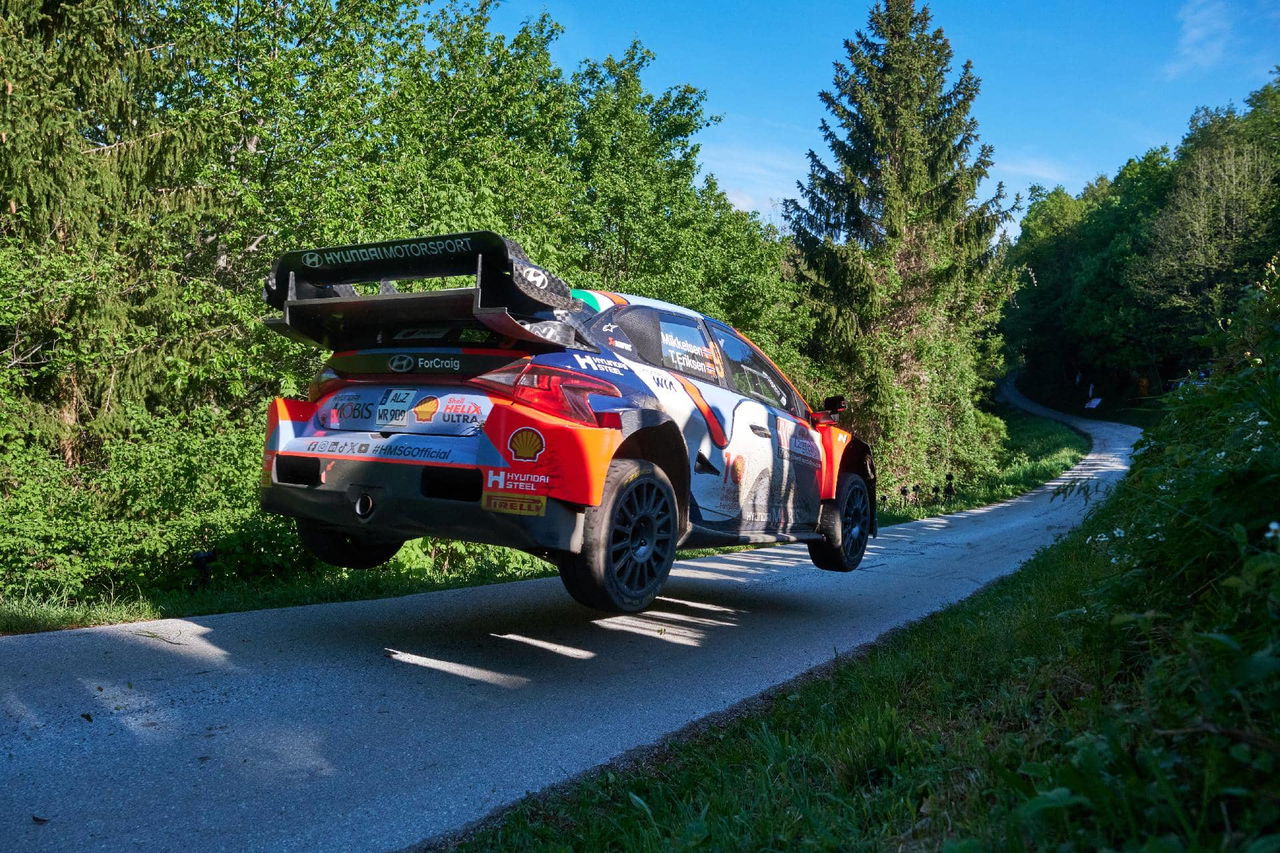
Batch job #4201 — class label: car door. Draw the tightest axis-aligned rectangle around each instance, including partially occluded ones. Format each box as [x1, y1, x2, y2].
[705, 321, 824, 533]
[645, 311, 765, 526]
[602, 306, 756, 527]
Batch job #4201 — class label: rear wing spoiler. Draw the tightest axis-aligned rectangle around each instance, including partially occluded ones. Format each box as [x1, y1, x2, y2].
[262, 231, 582, 350]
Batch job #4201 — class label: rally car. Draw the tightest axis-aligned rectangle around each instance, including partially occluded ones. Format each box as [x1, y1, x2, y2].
[260, 232, 876, 612]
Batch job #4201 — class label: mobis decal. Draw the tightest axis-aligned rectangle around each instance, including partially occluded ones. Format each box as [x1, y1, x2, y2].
[508, 427, 546, 462]
[324, 393, 374, 427]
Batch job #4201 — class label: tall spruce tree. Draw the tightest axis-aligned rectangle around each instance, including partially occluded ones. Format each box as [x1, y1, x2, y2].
[785, 0, 1016, 480]
[0, 1, 221, 460]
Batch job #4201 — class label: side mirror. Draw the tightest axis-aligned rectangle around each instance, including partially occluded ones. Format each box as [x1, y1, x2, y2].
[821, 394, 847, 414]
[810, 394, 847, 427]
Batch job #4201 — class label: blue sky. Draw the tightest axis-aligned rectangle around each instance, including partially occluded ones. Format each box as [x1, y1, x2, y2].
[488, 0, 1280, 226]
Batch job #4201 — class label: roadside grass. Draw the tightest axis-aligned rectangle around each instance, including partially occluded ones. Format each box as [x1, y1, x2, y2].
[452, 292, 1280, 853]
[444, 507, 1156, 851]
[0, 408, 1087, 635]
[876, 403, 1089, 526]
[0, 552, 550, 635]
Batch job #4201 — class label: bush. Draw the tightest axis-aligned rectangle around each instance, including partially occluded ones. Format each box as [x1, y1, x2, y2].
[0, 402, 547, 602]
[1021, 260, 1280, 846]
[0, 406, 304, 597]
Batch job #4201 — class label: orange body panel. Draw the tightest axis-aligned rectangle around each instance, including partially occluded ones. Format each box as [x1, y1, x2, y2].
[815, 422, 853, 500]
[480, 401, 622, 506]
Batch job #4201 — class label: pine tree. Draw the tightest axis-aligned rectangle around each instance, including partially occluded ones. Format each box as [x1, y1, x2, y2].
[0, 0, 208, 243]
[0, 1, 216, 458]
[785, 0, 1016, 480]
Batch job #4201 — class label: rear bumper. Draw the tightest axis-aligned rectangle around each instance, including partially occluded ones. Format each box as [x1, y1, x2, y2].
[261, 457, 586, 554]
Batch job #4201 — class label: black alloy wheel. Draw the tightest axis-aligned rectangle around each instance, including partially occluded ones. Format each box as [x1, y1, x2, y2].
[807, 473, 871, 572]
[558, 459, 679, 612]
[608, 476, 677, 597]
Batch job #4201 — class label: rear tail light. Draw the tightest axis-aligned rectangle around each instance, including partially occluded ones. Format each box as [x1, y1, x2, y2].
[470, 361, 622, 424]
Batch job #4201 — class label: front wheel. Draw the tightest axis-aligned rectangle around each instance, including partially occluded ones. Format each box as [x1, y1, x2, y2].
[807, 473, 871, 572]
[296, 519, 404, 570]
[558, 459, 678, 613]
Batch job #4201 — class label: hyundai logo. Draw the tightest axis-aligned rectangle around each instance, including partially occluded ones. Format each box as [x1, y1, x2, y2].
[302, 252, 322, 268]
[520, 266, 549, 289]
[388, 354, 415, 373]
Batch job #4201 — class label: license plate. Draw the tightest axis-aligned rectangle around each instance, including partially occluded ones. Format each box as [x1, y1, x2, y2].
[375, 388, 414, 427]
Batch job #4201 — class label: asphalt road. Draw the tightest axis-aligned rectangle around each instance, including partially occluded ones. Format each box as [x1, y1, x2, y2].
[1, 389, 1140, 852]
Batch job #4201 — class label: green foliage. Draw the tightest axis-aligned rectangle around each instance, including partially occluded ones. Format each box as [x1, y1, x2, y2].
[876, 403, 1088, 526]
[0, 0, 210, 243]
[1, 404, 1084, 638]
[0, 0, 809, 602]
[0, 406, 300, 598]
[1007, 70, 1280, 406]
[0, 0, 1048, 609]
[785, 0, 1018, 482]
[966, 261, 1280, 849]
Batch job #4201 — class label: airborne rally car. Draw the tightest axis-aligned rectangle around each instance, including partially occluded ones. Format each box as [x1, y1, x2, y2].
[260, 232, 876, 612]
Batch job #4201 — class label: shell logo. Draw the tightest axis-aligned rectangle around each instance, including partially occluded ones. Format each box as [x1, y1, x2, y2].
[731, 455, 746, 484]
[413, 396, 440, 422]
[508, 427, 546, 462]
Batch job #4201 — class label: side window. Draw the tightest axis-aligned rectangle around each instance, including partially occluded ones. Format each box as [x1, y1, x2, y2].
[657, 314, 722, 383]
[707, 321, 800, 416]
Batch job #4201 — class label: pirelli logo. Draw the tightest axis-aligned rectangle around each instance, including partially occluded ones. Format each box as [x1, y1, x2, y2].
[482, 492, 547, 517]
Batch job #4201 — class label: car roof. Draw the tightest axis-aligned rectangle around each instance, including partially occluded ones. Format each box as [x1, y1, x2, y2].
[571, 290, 709, 322]
[571, 289, 813, 414]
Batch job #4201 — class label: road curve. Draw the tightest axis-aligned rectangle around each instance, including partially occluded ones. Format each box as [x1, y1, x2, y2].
[1, 392, 1140, 852]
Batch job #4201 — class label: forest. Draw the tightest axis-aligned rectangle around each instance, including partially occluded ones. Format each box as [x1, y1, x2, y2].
[0, 0, 1021, 597]
[1007, 80, 1280, 411]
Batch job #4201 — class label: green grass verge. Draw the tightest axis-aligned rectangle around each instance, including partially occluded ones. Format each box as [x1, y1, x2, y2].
[876, 403, 1089, 526]
[0, 553, 550, 635]
[0, 407, 1087, 635]
[444, 506, 1155, 851]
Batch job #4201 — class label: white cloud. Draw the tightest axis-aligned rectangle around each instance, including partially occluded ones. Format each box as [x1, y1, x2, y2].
[1163, 0, 1232, 79]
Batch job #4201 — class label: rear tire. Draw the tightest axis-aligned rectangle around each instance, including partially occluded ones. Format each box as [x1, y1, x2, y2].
[558, 459, 678, 613]
[296, 519, 404, 570]
[807, 473, 871, 572]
